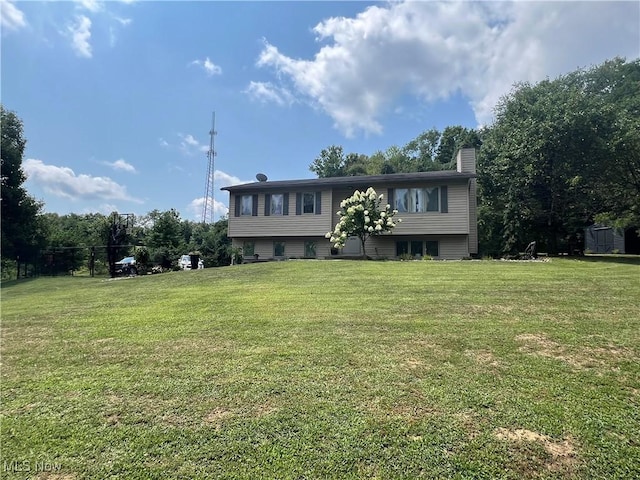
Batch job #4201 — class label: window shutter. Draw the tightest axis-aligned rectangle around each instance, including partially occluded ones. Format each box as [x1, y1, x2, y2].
[234, 195, 240, 217]
[296, 193, 302, 215]
[252, 194, 258, 216]
[264, 194, 271, 216]
[441, 186, 448, 213]
[283, 193, 289, 215]
[315, 191, 322, 214]
[387, 188, 395, 208]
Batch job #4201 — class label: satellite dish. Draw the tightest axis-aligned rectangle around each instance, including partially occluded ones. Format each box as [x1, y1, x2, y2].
[256, 173, 268, 182]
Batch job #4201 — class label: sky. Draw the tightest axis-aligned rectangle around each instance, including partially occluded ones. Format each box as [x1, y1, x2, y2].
[2, 0, 639, 222]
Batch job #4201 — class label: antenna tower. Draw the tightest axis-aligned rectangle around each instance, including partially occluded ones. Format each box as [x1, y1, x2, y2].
[202, 112, 216, 223]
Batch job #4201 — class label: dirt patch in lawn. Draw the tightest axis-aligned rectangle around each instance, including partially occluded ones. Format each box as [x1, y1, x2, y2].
[465, 349, 500, 367]
[515, 333, 634, 370]
[250, 402, 279, 418]
[404, 358, 424, 369]
[494, 427, 578, 473]
[203, 407, 232, 425]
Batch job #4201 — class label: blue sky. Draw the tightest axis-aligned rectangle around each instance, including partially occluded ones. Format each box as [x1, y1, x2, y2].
[2, 0, 638, 222]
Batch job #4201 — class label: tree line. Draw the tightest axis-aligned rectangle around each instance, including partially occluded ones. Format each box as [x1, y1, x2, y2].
[310, 57, 639, 256]
[2, 107, 231, 279]
[2, 57, 638, 276]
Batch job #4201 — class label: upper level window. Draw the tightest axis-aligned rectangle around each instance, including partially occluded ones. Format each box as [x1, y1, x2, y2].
[395, 187, 440, 213]
[271, 194, 284, 215]
[265, 193, 288, 216]
[240, 195, 253, 216]
[296, 191, 321, 215]
[303, 192, 316, 214]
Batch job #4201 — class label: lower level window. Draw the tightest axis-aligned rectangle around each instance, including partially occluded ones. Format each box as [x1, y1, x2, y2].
[396, 240, 439, 258]
[243, 241, 255, 256]
[274, 241, 285, 257]
[425, 240, 439, 257]
[304, 241, 316, 258]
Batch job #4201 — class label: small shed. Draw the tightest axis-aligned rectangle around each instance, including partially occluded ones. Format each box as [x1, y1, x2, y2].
[584, 225, 626, 254]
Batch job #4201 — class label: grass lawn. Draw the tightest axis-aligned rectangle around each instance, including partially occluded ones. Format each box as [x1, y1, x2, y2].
[1, 258, 639, 479]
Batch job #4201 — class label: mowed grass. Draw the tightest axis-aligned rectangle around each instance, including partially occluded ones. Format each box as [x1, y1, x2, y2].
[1, 258, 639, 479]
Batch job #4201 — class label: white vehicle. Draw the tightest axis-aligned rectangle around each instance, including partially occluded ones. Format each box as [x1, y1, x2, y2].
[178, 254, 191, 270]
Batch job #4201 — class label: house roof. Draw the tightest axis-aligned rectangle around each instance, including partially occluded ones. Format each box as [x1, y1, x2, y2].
[221, 170, 475, 192]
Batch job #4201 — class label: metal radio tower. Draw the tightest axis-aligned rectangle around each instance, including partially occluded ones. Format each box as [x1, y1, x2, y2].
[202, 112, 217, 223]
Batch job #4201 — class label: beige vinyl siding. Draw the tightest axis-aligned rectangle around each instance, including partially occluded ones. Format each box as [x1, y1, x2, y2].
[379, 182, 471, 235]
[457, 148, 476, 174]
[468, 179, 478, 254]
[228, 190, 333, 237]
[332, 182, 470, 236]
[439, 235, 471, 259]
[232, 237, 333, 259]
[362, 235, 469, 260]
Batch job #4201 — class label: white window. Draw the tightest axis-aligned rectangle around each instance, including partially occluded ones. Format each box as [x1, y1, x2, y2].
[240, 195, 253, 216]
[395, 188, 439, 213]
[395, 189, 409, 212]
[271, 194, 284, 215]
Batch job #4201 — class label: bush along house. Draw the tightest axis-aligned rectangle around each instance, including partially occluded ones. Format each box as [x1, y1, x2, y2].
[221, 148, 478, 260]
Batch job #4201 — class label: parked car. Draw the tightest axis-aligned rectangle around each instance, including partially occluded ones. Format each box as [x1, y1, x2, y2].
[115, 256, 137, 276]
[178, 254, 191, 270]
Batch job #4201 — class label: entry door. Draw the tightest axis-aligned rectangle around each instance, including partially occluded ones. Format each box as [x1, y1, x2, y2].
[342, 236, 362, 255]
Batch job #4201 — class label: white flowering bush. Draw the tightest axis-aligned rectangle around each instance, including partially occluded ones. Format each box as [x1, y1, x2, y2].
[325, 187, 401, 257]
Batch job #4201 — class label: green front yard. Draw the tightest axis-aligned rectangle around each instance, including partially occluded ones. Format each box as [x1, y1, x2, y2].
[1, 258, 639, 479]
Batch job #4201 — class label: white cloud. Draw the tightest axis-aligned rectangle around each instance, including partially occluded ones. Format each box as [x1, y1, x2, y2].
[214, 170, 250, 188]
[186, 170, 251, 221]
[76, 0, 103, 13]
[182, 134, 198, 147]
[190, 57, 222, 77]
[67, 15, 92, 58]
[0, 0, 27, 32]
[187, 197, 229, 222]
[105, 158, 137, 173]
[253, 1, 640, 135]
[24, 159, 142, 203]
[95, 203, 119, 215]
[244, 81, 295, 107]
[159, 138, 169, 148]
[114, 16, 132, 26]
[177, 133, 210, 155]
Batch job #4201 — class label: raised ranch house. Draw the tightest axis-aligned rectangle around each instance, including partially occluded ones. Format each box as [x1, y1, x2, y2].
[221, 148, 478, 260]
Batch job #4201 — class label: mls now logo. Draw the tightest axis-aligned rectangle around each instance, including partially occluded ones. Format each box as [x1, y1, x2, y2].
[3, 460, 62, 473]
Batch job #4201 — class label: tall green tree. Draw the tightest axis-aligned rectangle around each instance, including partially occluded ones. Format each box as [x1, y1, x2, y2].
[435, 126, 482, 165]
[584, 58, 640, 229]
[144, 209, 187, 268]
[1, 106, 44, 273]
[402, 128, 440, 171]
[309, 145, 347, 178]
[309, 126, 479, 179]
[478, 57, 639, 255]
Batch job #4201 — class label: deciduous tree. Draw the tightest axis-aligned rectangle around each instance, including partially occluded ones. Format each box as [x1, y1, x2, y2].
[1, 106, 44, 275]
[478, 57, 639, 255]
[326, 187, 400, 258]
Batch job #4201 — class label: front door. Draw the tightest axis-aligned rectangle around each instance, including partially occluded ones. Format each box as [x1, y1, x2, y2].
[342, 236, 361, 255]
